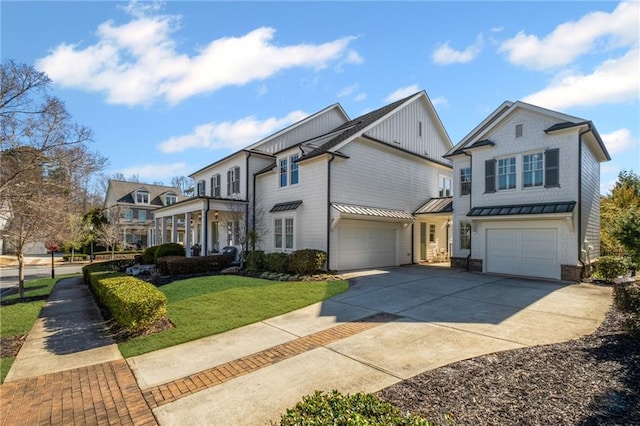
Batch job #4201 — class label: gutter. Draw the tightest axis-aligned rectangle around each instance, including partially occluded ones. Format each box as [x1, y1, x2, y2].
[245, 152, 252, 253]
[577, 124, 591, 278]
[326, 153, 336, 271]
[463, 150, 473, 270]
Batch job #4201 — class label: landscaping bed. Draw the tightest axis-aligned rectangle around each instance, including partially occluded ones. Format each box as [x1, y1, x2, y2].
[377, 303, 640, 425]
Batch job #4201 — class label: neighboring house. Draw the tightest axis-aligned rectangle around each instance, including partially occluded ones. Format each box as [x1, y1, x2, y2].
[444, 101, 611, 281]
[153, 91, 454, 270]
[103, 181, 183, 249]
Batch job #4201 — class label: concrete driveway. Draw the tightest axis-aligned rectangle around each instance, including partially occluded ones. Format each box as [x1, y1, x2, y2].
[127, 266, 612, 426]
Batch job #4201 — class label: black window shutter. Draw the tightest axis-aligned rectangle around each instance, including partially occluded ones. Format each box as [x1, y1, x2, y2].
[485, 159, 496, 193]
[545, 148, 560, 187]
[227, 170, 231, 195]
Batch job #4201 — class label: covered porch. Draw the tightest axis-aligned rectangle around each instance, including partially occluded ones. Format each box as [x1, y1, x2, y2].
[414, 197, 453, 264]
[151, 197, 248, 257]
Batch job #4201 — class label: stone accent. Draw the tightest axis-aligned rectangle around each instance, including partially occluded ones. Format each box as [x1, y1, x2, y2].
[562, 264, 584, 282]
[450, 257, 483, 272]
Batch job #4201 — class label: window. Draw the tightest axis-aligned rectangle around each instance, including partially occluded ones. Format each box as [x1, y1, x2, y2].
[523, 153, 544, 188]
[196, 180, 206, 196]
[274, 218, 294, 250]
[429, 224, 436, 243]
[124, 209, 133, 222]
[418, 121, 423, 137]
[545, 148, 560, 187]
[460, 167, 471, 196]
[135, 191, 149, 204]
[227, 167, 240, 195]
[439, 176, 452, 197]
[211, 174, 221, 197]
[460, 222, 471, 250]
[280, 158, 288, 187]
[226, 221, 240, 246]
[290, 154, 299, 185]
[138, 210, 146, 221]
[165, 194, 177, 205]
[515, 124, 523, 138]
[497, 157, 516, 190]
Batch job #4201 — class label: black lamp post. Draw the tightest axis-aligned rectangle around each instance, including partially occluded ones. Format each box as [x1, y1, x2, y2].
[45, 241, 59, 279]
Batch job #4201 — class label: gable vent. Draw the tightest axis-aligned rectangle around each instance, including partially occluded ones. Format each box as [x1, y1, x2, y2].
[515, 124, 523, 138]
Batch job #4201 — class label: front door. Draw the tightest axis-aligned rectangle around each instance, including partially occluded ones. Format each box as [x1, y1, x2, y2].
[420, 222, 427, 261]
[211, 221, 219, 253]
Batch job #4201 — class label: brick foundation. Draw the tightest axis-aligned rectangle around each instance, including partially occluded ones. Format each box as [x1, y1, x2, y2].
[450, 257, 483, 272]
[561, 264, 586, 282]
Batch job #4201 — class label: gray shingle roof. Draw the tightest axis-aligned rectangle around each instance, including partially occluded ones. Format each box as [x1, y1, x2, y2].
[107, 180, 182, 207]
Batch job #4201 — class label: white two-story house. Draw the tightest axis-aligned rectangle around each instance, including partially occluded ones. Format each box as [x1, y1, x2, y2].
[444, 101, 610, 281]
[153, 91, 454, 269]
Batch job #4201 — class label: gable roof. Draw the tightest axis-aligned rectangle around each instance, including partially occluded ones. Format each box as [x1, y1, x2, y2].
[444, 101, 610, 161]
[299, 90, 450, 163]
[105, 180, 182, 207]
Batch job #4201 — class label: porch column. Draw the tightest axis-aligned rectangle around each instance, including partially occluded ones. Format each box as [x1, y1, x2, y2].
[154, 218, 159, 246]
[201, 208, 208, 255]
[171, 214, 177, 243]
[161, 217, 167, 244]
[185, 212, 192, 257]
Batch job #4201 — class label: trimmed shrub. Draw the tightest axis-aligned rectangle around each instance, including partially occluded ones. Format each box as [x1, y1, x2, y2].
[142, 245, 159, 264]
[594, 256, 631, 282]
[83, 266, 167, 333]
[279, 390, 433, 426]
[155, 243, 185, 262]
[246, 250, 265, 273]
[614, 281, 640, 339]
[63, 253, 88, 261]
[156, 254, 234, 275]
[265, 252, 290, 274]
[289, 249, 327, 275]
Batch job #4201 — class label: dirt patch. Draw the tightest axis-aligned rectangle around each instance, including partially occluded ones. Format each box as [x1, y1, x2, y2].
[377, 305, 640, 425]
[1, 334, 26, 357]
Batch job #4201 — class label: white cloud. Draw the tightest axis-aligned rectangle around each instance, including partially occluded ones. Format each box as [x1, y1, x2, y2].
[354, 92, 367, 102]
[601, 128, 637, 155]
[522, 48, 639, 109]
[117, 162, 189, 181]
[432, 34, 483, 65]
[337, 84, 359, 97]
[385, 85, 420, 102]
[36, 3, 360, 106]
[158, 110, 308, 153]
[499, 2, 639, 70]
[430, 96, 448, 107]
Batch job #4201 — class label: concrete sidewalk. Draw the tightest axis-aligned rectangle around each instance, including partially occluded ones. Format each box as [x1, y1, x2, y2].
[1, 277, 157, 425]
[127, 267, 612, 425]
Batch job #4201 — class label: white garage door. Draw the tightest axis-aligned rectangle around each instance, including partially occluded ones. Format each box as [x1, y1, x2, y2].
[486, 228, 559, 279]
[336, 220, 398, 270]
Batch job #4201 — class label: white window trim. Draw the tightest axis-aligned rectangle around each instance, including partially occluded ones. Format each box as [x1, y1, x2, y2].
[438, 175, 452, 197]
[289, 154, 299, 186]
[522, 151, 544, 189]
[279, 154, 300, 188]
[460, 167, 471, 196]
[459, 222, 471, 251]
[273, 215, 295, 251]
[497, 156, 517, 191]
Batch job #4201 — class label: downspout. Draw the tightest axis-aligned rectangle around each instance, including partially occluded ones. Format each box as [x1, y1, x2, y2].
[203, 198, 209, 255]
[463, 150, 473, 271]
[577, 125, 591, 279]
[245, 152, 252, 254]
[326, 153, 336, 271]
[411, 223, 415, 264]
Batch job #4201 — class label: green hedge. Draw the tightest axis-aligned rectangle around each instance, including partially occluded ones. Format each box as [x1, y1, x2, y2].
[156, 254, 234, 275]
[63, 253, 88, 261]
[279, 390, 432, 426]
[594, 256, 631, 282]
[142, 245, 159, 264]
[246, 250, 266, 273]
[265, 252, 290, 274]
[289, 249, 326, 275]
[82, 263, 167, 333]
[155, 243, 185, 261]
[614, 281, 640, 339]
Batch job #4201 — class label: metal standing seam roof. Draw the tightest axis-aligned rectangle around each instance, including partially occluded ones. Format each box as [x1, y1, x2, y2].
[414, 197, 453, 214]
[270, 200, 303, 212]
[467, 201, 576, 217]
[331, 203, 414, 220]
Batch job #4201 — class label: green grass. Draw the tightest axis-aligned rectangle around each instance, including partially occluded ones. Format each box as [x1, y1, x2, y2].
[0, 275, 77, 383]
[118, 275, 348, 358]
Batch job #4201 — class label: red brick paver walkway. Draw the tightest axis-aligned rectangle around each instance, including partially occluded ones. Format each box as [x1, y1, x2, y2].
[143, 312, 401, 408]
[0, 359, 157, 426]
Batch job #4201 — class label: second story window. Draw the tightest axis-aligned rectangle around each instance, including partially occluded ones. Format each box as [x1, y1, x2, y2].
[135, 191, 149, 204]
[290, 154, 299, 185]
[124, 209, 133, 221]
[280, 158, 288, 187]
[196, 180, 206, 196]
[138, 210, 147, 221]
[439, 176, 452, 197]
[460, 167, 471, 196]
[211, 174, 221, 197]
[227, 167, 240, 195]
[497, 157, 516, 190]
[523, 153, 543, 188]
[165, 194, 177, 205]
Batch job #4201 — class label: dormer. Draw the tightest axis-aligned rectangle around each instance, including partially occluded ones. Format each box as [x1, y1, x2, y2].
[164, 191, 178, 206]
[133, 188, 150, 205]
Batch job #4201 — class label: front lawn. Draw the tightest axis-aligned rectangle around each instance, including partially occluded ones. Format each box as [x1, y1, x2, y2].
[0, 276, 69, 383]
[118, 275, 348, 358]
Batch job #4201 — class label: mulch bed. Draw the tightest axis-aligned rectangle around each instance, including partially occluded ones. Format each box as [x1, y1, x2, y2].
[1, 334, 26, 358]
[377, 305, 640, 425]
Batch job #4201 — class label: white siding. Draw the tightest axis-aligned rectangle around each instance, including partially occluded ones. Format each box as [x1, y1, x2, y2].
[191, 154, 247, 200]
[581, 141, 601, 260]
[253, 107, 348, 155]
[451, 157, 471, 258]
[365, 97, 452, 161]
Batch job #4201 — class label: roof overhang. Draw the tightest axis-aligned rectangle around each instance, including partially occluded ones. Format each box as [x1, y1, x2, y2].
[331, 203, 414, 223]
[467, 201, 575, 222]
[414, 197, 453, 215]
[153, 196, 246, 218]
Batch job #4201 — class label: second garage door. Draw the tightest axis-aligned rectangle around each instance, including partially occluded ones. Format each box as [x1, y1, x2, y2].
[486, 228, 559, 280]
[336, 220, 398, 270]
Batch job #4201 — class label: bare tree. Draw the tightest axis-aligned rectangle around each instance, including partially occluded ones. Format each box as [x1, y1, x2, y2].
[95, 210, 124, 260]
[171, 175, 193, 196]
[62, 213, 89, 263]
[0, 61, 106, 297]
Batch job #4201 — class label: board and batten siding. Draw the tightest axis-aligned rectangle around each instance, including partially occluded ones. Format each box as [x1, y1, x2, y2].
[580, 140, 601, 260]
[254, 107, 348, 155]
[254, 152, 328, 253]
[364, 97, 452, 161]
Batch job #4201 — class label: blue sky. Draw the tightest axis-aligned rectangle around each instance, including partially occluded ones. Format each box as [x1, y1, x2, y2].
[2, 1, 638, 194]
